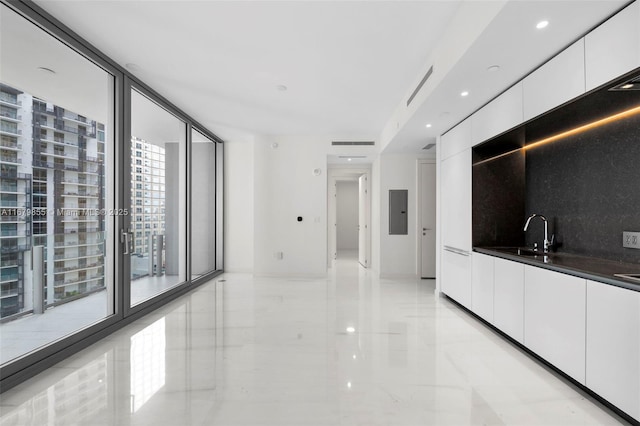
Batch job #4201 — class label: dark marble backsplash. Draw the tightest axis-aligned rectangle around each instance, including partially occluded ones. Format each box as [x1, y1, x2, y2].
[525, 114, 640, 264]
[473, 150, 525, 248]
[473, 112, 640, 264]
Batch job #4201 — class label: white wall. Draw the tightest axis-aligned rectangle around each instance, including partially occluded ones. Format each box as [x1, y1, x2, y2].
[252, 136, 328, 276]
[378, 154, 425, 277]
[224, 139, 254, 272]
[336, 181, 359, 250]
[371, 157, 381, 276]
[224, 133, 429, 277]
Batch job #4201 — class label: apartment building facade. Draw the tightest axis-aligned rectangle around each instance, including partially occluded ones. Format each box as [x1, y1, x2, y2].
[0, 83, 105, 319]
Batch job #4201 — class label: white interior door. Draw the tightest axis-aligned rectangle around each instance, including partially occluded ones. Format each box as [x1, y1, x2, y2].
[328, 178, 337, 266]
[420, 162, 436, 278]
[358, 174, 370, 268]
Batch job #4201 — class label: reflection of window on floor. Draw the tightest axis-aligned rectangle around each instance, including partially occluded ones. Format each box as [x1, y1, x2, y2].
[0, 353, 108, 424]
[130, 318, 165, 413]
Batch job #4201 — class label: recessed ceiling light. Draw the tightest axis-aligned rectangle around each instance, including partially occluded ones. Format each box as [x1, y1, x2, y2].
[487, 65, 500, 72]
[36, 67, 56, 75]
[621, 83, 634, 89]
[461, 91, 469, 97]
[276, 84, 288, 92]
[425, 123, 432, 128]
[347, 158, 352, 162]
[125, 63, 140, 71]
[536, 20, 549, 29]
[346, 326, 355, 333]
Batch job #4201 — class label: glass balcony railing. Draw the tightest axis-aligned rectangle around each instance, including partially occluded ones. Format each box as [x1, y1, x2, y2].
[0, 93, 20, 106]
[0, 155, 21, 164]
[0, 272, 19, 281]
[0, 140, 20, 150]
[0, 111, 20, 120]
[0, 288, 19, 297]
[63, 113, 90, 124]
[1, 258, 21, 267]
[0, 245, 29, 253]
[54, 275, 104, 287]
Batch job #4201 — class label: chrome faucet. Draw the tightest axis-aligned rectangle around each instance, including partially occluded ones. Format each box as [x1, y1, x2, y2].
[524, 214, 550, 253]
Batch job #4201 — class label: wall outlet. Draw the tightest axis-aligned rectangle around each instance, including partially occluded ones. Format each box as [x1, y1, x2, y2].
[623, 231, 640, 249]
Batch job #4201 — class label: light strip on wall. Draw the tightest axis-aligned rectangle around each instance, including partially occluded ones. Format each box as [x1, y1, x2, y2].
[472, 147, 521, 167]
[524, 104, 640, 151]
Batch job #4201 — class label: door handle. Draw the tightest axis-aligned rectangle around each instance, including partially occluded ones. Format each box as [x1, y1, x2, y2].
[121, 228, 133, 254]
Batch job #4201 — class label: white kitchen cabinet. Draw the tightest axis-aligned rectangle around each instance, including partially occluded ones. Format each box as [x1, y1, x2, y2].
[585, 1, 640, 91]
[471, 83, 523, 147]
[439, 118, 472, 306]
[440, 148, 471, 252]
[471, 253, 494, 322]
[523, 39, 586, 122]
[524, 266, 586, 385]
[493, 258, 524, 343]
[440, 117, 472, 161]
[441, 248, 472, 309]
[586, 281, 640, 421]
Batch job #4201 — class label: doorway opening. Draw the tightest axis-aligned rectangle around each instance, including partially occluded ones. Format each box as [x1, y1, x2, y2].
[328, 168, 371, 269]
[336, 180, 359, 261]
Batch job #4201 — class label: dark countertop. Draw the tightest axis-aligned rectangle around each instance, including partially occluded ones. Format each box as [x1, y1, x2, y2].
[474, 247, 640, 293]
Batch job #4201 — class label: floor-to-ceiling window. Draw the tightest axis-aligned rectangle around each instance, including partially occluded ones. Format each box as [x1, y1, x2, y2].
[0, 3, 115, 365]
[0, 1, 223, 391]
[128, 89, 187, 307]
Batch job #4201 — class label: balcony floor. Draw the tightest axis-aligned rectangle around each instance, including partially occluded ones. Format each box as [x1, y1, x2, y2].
[0, 274, 179, 364]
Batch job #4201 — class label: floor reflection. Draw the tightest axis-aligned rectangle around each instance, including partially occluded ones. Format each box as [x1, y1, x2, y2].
[130, 318, 165, 413]
[0, 261, 626, 426]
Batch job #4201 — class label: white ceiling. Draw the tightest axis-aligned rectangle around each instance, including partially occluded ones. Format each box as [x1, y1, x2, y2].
[32, 0, 461, 140]
[19, 0, 633, 153]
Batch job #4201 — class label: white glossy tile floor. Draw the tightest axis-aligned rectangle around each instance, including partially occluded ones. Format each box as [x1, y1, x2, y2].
[0, 255, 627, 425]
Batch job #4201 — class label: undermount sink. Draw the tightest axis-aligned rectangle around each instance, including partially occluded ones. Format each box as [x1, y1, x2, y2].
[499, 247, 555, 257]
[515, 248, 547, 256]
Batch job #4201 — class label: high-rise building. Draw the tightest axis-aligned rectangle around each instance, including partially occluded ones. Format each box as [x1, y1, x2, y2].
[0, 83, 106, 319]
[130, 137, 166, 278]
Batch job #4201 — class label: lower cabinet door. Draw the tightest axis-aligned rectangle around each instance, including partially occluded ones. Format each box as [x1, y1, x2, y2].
[524, 266, 586, 385]
[586, 281, 640, 421]
[471, 253, 494, 322]
[493, 258, 524, 343]
[441, 249, 471, 309]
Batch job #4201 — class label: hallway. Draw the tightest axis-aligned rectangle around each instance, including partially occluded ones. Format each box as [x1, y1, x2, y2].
[0, 257, 623, 425]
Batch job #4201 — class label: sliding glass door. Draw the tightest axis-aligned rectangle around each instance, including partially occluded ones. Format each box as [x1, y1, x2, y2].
[128, 88, 187, 307]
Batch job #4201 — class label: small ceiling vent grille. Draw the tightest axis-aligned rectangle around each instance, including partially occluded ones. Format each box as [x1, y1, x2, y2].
[331, 141, 375, 146]
[422, 143, 436, 150]
[407, 65, 434, 106]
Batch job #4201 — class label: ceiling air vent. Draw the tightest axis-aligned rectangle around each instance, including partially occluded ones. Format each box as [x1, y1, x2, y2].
[422, 143, 436, 150]
[407, 65, 434, 106]
[331, 141, 375, 146]
[609, 74, 640, 91]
